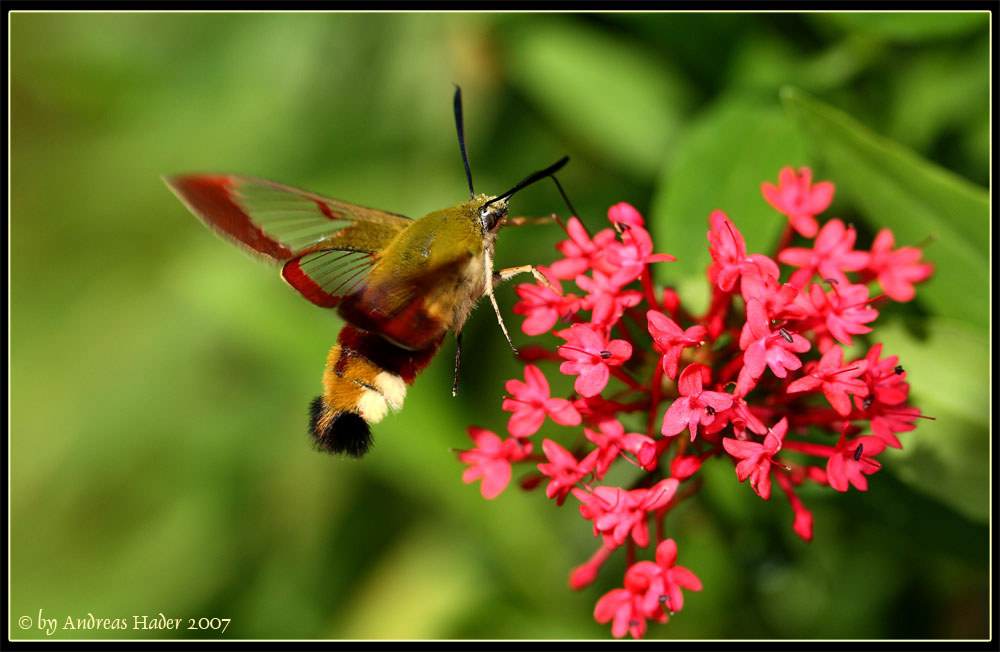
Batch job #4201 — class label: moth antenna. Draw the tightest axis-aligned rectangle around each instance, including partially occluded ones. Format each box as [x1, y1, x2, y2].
[453, 84, 475, 199]
[549, 174, 577, 223]
[483, 156, 570, 211]
[483, 246, 518, 355]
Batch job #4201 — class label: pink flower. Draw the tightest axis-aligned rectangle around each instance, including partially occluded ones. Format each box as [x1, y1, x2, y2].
[722, 417, 788, 500]
[786, 346, 869, 416]
[456, 184, 932, 639]
[594, 538, 703, 638]
[646, 310, 707, 379]
[456, 427, 532, 499]
[557, 323, 632, 397]
[573, 394, 629, 430]
[594, 539, 702, 638]
[861, 343, 909, 406]
[737, 298, 811, 394]
[573, 478, 679, 549]
[867, 229, 934, 302]
[594, 582, 651, 639]
[792, 507, 814, 541]
[806, 282, 879, 347]
[761, 166, 834, 237]
[605, 224, 675, 286]
[703, 395, 769, 440]
[707, 211, 779, 292]
[575, 270, 642, 319]
[585, 419, 655, 479]
[537, 439, 598, 505]
[775, 471, 815, 542]
[502, 364, 582, 437]
[512, 269, 581, 336]
[607, 202, 646, 228]
[569, 545, 612, 590]
[856, 399, 920, 449]
[740, 272, 809, 322]
[661, 363, 733, 440]
[826, 435, 885, 492]
[550, 217, 618, 280]
[639, 539, 703, 615]
[636, 438, 670, 471]
[852, 346, 917, 448]
[778, 218, 870, 288]
[669, 455, 703, 481]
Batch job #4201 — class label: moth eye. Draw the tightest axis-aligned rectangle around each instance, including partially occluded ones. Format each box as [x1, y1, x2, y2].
[480, 206, 500, 230]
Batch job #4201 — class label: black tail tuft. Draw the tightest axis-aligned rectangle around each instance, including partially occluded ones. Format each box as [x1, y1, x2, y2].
[309, 396, 373, 458]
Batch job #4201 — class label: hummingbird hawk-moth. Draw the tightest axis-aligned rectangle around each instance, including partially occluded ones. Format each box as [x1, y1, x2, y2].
[165, 87, 569, 458]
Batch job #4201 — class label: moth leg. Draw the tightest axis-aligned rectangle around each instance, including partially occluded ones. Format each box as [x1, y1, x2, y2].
[452, 331, 463, 397]
[502, 214, 559, 228]
[494, 264, 555, 290]
[483, 248, 519, 355]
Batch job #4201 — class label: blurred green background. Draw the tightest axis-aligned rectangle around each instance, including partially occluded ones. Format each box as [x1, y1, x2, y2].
[10, 11, 991, 640]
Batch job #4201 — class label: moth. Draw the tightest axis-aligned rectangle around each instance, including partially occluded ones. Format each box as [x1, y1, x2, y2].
[165, 88, 569, 458]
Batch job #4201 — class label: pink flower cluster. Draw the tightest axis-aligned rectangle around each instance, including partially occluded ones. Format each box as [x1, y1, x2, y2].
[455, 167, 933, 638]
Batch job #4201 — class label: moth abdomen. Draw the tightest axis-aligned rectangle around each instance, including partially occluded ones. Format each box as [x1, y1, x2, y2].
[309, 325, 442, 457]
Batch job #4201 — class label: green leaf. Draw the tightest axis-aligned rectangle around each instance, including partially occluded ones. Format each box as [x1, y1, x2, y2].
[815, 12, 987, 43]
[728, 32, 884, 95]
[876, 318, 989, 523]
[502, 18, 695, 179]
[649, 97, 807, 312]
[781, 87, 989, 330]
[886, 37, 989, 156]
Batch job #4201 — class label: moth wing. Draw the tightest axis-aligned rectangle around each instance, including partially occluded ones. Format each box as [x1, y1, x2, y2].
[165, 174, 413, 308]
[280, 249, 383, 309]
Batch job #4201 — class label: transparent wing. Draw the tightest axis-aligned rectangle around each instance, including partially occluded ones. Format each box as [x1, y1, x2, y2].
[165, 174, 412, 261]
[280, 249, 376, 308]
[166, 174, 413, 307]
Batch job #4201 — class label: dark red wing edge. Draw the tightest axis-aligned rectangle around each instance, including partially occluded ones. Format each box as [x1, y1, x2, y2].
[165, 174, 294, 262]
[281, 258, 340, 308]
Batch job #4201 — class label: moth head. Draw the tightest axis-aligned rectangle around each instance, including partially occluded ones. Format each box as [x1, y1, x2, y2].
[477, 196, 509, 232]
[451, 87, 569, 238]
[471, 155, 569, 234]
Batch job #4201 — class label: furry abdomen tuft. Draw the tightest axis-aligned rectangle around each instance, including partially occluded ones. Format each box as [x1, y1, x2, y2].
[309, 396, 373, 457]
